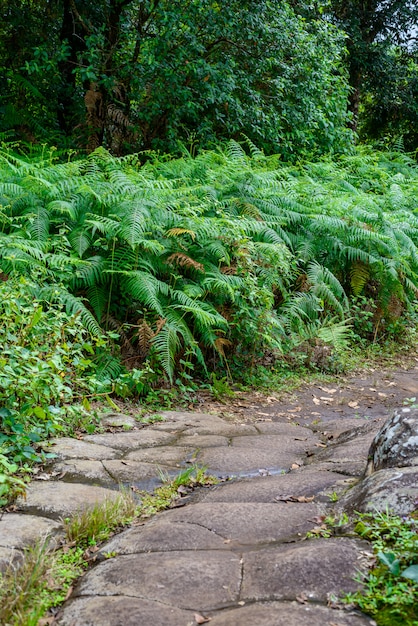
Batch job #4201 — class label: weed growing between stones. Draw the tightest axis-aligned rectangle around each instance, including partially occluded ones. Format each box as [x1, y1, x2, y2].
[345, 510, 418, 626]
[63, 490, 137, 547]
[138, 465, 219, 517]
[0, 466, 216, 625]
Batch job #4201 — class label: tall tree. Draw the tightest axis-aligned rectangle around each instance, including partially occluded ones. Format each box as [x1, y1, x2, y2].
[0, 0, 351, 158]
[329, 0, 418, 132]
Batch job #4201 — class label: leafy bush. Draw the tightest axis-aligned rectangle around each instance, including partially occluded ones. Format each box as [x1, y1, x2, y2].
[1, 144, 418, 385]
[0, 276, 112, 470]
[347, 511, 418, 626]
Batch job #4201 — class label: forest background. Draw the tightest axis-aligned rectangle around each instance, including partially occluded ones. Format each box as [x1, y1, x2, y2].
[1, 0, 418, 497]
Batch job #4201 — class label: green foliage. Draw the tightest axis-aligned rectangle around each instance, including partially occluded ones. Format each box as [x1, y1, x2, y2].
[346, 510, 418, 625]
[0, 274, 116, 498]
[138, 465, 219, 517]
[0, 0, 351, 158]
[2, 144, 418, 388]
[0, 540, 87, 626]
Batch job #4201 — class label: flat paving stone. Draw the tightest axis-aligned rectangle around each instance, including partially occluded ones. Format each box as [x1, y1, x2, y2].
[75, 551, 242, 611]
[0, 513, 61, 549]
[209, 601, 376, 625]
[309, 436, 373, 476]
[242, 537, 369, 602]
[56, 596, 194, 626]
[52, 460, 116, 486]
[125, 445, 190, 464]
[177, 434, 230, 448]
[102, 459, 176, 483]
[98, 518, 230, 558]
[16, 482, 119, 519]
[0, 546, 23, 572]
[99, 412, 138, 429]
[43, 438, 118, 460]
[312, 418, 382, 441]
[198, 469, 344, 503]
[231, 434, 314, 452]
[151, 411, 258, 436]
[254, 422, 317, 439]
[84, 429, 176, 450]
[196, 446, 305, 474]
[161, 502, 320, 545]
[0, 513, 62, 572]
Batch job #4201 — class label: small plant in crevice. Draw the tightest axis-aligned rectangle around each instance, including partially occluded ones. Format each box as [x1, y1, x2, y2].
[345, 510, 418, 626]
[63, 490, 137, 547]
[138, 465, 219, 518]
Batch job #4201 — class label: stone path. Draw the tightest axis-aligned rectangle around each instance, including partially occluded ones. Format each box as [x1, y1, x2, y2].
[1, 368, 418, 625]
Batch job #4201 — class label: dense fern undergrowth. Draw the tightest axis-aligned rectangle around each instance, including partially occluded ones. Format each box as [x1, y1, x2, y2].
[1, 140, 418, 493]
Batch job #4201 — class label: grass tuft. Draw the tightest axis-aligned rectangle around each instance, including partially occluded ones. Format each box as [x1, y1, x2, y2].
[63, 490, 137, 546]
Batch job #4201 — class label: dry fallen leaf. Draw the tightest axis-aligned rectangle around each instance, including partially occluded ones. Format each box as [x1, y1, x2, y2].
[296, 593, 308, 604]
[290, 463, 300, 469]
[312, 397, 321, 405]
[275, 495, 315, 503]
[315, 442, 327, 448]
[320, 396, 334, 402]
[194, 613, 211, 624]
[348, 401, 359, 408]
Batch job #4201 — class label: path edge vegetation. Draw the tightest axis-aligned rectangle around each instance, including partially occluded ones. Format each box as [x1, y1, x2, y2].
[0, 465, 218, 625]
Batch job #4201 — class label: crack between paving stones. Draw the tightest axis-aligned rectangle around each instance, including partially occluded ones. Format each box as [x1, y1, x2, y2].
[157, 519, 230, 541]
[99, 460, 117, 482]
[76, 590, 236, 613]
[237, 552, 244, 601]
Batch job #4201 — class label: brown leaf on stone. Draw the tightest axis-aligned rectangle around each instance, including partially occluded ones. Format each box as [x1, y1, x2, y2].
[194, 613, 212, 624]
[296, 593, 308, 604]
[310, 515, 326, 524]
[319, 387, 337, 393]
[275, 494, 314, 503]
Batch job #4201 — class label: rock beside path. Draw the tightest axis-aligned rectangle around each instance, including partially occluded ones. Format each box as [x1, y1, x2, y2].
[341, 405, 418, 515]
[366, 406, 418, 473]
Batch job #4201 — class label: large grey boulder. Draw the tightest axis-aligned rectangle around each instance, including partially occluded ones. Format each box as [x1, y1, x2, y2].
[365, 406, 418, 474]
[340, 406, 418, 516]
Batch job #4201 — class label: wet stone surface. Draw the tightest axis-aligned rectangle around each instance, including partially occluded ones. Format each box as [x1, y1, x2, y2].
[4, 367, 417, 624]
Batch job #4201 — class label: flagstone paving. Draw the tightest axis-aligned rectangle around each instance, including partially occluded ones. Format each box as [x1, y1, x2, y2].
[1, 365, 418, 625]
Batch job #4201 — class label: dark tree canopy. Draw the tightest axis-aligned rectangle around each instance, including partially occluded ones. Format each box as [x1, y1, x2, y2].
[328, 0, 418, 139]
[0, 0, 351, 158]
